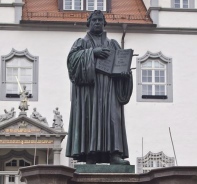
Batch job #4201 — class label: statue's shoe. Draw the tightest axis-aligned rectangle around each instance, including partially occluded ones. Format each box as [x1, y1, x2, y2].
[110, 154, 130, 165]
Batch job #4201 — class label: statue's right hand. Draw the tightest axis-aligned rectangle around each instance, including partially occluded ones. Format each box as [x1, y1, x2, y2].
[93, 47, 110, 59]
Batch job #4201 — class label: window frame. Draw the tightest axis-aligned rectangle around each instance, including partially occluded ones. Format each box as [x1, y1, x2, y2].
[136, 51, 173, 102]
[63, 0, 84, 10]
[0, 48, 38, 101]
[141, 60, 167, 97]
[86, 0, 107, 11]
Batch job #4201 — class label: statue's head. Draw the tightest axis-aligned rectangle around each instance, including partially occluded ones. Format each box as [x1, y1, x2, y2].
[87, 10, 107, 34]
[33, 108, 36, 111]
[23, 85, 26, 90]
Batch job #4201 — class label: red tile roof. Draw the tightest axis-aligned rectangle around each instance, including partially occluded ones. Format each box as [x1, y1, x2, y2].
[22, 0, 152, 24]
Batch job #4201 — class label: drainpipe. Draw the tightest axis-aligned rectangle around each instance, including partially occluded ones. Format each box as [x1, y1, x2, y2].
[121, 23, 127, 49]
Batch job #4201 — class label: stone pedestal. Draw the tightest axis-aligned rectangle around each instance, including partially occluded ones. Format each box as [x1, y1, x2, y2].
[19, 165, 75, 184]
[19, 165, 197, 184]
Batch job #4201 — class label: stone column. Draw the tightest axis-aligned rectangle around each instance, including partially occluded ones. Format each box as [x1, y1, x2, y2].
[5, 175, 9, 184]
[15, 175, 19, 184]
[53, 148, 62, 165]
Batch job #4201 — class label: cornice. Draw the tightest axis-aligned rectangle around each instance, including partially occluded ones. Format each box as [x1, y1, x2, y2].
[0, 3, 24, 7]
[0, 22, 197, 35]
[147, 7, 197, 15]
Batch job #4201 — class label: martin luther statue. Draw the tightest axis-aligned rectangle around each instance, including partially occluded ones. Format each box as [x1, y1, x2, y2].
[66, 10, 133, 165]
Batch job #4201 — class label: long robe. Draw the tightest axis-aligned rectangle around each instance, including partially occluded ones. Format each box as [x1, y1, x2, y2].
[66, 32, 133, 163]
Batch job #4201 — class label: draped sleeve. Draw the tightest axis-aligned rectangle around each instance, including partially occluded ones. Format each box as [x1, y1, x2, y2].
[111, 39, 133, 105]
[67, 38, 95, 85]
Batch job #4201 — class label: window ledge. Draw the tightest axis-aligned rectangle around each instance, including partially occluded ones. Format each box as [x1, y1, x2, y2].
[6, 94, 33, 98]
[142, 95, 167, 99]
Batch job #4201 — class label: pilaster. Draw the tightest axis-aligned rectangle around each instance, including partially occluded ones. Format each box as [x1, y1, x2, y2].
[53, 148, 62, 165]
[149, 0, 159, 25]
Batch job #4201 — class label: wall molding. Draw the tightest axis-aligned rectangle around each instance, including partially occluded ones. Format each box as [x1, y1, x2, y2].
[0, 3, 24, 7]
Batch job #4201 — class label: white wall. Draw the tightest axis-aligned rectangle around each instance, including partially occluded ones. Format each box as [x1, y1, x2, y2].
[159, 0, 197, 8]
[143, 0, 151, 9]
[0, 7, 15, 23]
[158, 11, 197, 28]
[159, 0, 171, 8]
[0, 29, 197, 168]
[1, 0, 14, 3]
[125, 32, 197, 166]
[0, 30, 86, 166]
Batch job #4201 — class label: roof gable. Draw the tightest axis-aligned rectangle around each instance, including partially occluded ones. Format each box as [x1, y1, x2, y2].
[0, 116, 65, 135]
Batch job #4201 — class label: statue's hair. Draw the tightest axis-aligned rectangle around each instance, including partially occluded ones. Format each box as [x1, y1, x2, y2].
[86, 10, 107, 27]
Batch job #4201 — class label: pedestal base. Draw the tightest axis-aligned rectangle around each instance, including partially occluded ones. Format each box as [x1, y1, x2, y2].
[19, 165, 197, 184]
[18, 111, 27, 116]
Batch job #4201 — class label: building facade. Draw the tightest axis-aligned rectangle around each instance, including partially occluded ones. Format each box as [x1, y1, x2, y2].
[0, 0, 197, 181]
[136, 151, 175, 173]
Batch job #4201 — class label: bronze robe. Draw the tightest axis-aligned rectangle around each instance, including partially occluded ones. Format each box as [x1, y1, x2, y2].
[66, 32, 133, 163]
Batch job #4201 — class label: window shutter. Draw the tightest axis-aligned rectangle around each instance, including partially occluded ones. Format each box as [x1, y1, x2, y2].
[106, 0, 112, 13]
[58, 0, 64, 11]
[189, 0, 195, 8]
[171, 0, 175, 8]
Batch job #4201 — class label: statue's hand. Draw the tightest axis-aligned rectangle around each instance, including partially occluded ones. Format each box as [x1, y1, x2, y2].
[93, 47, 110, 59]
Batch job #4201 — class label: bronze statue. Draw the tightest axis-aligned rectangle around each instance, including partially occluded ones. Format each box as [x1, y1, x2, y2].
[66, 10, 133, 165]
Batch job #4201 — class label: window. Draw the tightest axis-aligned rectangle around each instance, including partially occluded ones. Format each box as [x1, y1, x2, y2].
[141, 60, 166, 97]
[9, 175, 15, 182]
[5, 159, 31, 167]
[6, 57, 33, 95]
[63, 0, 83, 10]
[175, 0, 188, 8]
[0, 49, 38, 101]
[137, 51, 173, 102]
[6, 159, 17, 167]
[59, 0, 109, 12]
[87, 0, 106, 11]
[172, 0, 195, 8]
[19, 159, 30, 167]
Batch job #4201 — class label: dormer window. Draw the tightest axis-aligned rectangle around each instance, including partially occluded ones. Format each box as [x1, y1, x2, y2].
[63, 0, 83, 10]
[86, 0, 106, 11]
[60, 0, 108, 11]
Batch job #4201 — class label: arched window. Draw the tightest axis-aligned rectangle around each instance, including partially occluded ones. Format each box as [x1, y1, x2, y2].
[137, 51, 173, 102]
[5, 158, 31, 167]
[1, 49, 38, 101]
[5, 159, 17, 167]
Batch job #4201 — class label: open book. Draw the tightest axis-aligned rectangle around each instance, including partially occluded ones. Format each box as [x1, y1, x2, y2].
[95, 49, 134, 76]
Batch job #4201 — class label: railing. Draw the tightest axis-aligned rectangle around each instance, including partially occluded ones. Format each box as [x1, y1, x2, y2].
[0, 171, 25, 184]
[24, 12, 149, 21]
